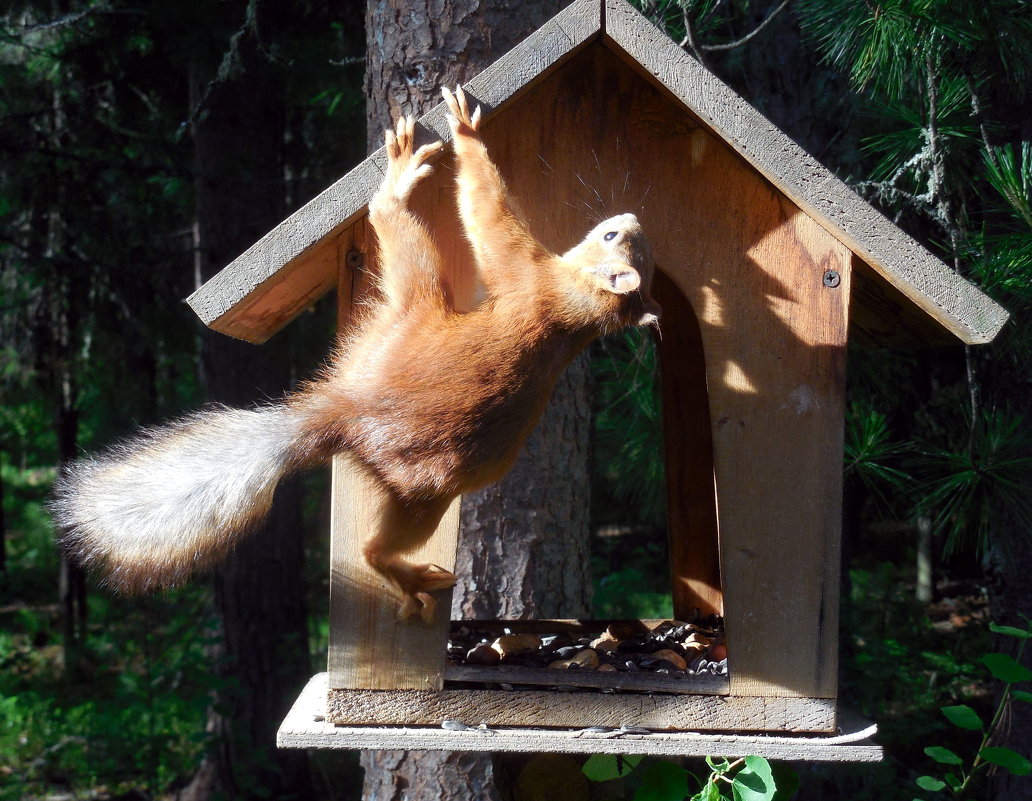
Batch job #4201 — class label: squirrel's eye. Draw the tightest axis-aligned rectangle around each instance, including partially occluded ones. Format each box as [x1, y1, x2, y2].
[603, 231, 618, 242]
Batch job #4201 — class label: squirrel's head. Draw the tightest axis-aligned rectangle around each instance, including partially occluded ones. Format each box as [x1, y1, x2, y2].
[559, 213, 661, 333]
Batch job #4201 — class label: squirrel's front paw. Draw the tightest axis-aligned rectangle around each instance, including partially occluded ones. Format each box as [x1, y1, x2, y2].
[442, 85, 481, 134]
[382, 115, 443, 201]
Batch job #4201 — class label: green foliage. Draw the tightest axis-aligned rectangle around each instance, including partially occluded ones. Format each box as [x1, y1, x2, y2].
[0, 587, 216, 800]
[984, 142, 1032, 231]
[592, 328, 666, 529]
[591, 328, 673, 619]
[911, 409, 1032, 557]
[583, 752, 645, 781]
[847, 565, 978, 711]
[797, 0, 1032, 100]
[581, 753, 787, 801]
[914, 619, 1032, 799]
[844, 403, 911, 506]
[594, 564, 674, 620]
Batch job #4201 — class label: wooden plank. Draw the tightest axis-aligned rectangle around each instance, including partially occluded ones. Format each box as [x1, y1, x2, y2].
[601, 0, 1007, 346]
[282, 674, 881, 759]
[849, 254, 958, 347]
[448, 618, 706, 635]
[189, 0, 1006, 348]
[327, 461, 462, 690]
[187, 154, 387, 343]
[445, 664, 729, 695]
[325, 686, 836, 733]
[699, 195, 849, 700]
[327, 228, 462, 690]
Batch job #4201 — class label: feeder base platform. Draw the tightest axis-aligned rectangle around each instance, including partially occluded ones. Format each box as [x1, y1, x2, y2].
[278, 674, 882, 761]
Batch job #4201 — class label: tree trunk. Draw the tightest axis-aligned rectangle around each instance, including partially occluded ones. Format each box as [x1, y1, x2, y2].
[182, 3, 313, 799]
[361, 1, 588, 797]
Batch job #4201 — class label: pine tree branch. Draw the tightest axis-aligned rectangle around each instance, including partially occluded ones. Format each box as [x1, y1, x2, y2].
[2, 6, 142, 38]
[678, 5, 709, 68]
[700, 0, 793, 52]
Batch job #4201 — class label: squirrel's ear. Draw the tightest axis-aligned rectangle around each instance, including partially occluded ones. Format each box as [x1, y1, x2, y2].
[588, 263, 641, 294]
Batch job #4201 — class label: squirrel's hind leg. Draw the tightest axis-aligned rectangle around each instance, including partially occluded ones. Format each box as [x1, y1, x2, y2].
[362, 490, 457, 622]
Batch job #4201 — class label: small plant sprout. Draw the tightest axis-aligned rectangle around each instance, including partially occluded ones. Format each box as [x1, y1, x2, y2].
[582, 752, 786, 801]
[917, 618, 1032, 798]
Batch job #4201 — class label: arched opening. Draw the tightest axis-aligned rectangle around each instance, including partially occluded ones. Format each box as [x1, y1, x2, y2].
[590, 267, 721, 621]
[652, 268, 721, 619]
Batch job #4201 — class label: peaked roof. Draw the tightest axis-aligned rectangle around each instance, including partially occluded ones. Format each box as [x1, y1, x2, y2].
[187, 0, 1008, 346]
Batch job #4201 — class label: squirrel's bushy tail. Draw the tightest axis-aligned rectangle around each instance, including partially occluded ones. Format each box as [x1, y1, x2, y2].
[51, 405, 308, 592]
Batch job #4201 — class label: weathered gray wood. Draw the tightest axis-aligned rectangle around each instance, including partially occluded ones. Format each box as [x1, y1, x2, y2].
[445, 664, 730, 695]
[279, 675, 882, 760]
[602, 0, 1007, 345]
[186, 154, 386, 343]
[325, 686, 836, 733]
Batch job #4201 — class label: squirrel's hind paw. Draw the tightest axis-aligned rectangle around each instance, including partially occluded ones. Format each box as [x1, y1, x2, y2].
[387, 561, 457, 622]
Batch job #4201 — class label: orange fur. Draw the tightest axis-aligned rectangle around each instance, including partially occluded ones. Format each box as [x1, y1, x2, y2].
[293, 88, 660, 618]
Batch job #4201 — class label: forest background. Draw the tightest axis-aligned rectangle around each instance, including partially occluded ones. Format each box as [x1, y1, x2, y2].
[1, 0, 1031, 799]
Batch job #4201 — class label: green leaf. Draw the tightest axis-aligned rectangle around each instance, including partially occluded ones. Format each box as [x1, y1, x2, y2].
[582, 753, 643, 781]
[989, 623, 1032, 640]
[635, 760, 690, 801]
[732, 756, 777, 801]
[980, 747, 1032, 776]
[924, 746, 964, 765]
[982, 653, 1032, 683]
[942, 704, 984, 730]
[697, 781, 722, 801]
[916, 775, 946, 791]
[1013, 690, 1032, 704]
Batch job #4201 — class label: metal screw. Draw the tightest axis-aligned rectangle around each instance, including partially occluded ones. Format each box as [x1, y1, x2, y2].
[346, 249, 365, 270]
[823, 269, 841, 288]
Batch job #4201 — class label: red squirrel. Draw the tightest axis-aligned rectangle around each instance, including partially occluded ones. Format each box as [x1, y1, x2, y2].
[52, 87, 660, 620]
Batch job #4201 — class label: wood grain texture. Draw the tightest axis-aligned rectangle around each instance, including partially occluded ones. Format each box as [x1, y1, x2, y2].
[283, 675, 881, 758]
[327, 453, 462, 690]
[602, 0, 1007, 345]
[188, 154, 387, 343]
[325, 686, 836, 732]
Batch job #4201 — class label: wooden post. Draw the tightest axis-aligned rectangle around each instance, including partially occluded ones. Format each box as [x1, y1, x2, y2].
[326, 220, 462, 691]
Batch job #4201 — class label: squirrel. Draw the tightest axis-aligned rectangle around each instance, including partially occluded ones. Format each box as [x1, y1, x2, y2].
[52, 86, 661, 621]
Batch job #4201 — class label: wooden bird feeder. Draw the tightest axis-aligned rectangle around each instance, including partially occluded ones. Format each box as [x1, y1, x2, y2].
[187, 0, 1007, 761]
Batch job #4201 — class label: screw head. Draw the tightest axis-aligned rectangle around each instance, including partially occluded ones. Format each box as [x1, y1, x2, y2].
[823, 269, 841, 288]
[346, 249, 365, 270]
